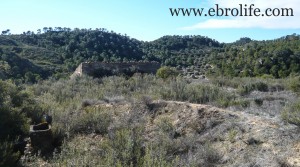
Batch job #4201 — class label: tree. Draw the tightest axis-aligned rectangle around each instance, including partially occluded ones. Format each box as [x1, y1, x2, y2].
[1, 29, 10, 35]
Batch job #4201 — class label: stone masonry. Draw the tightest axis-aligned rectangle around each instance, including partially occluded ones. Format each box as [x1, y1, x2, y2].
[71, 62, 160, 78]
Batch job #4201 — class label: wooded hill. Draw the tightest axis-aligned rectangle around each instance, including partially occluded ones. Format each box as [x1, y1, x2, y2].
[0, 28, 299, 82]
[209, 35, 300, 78]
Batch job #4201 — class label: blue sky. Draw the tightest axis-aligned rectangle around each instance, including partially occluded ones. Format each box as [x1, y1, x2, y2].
[1, 0, 299, 43]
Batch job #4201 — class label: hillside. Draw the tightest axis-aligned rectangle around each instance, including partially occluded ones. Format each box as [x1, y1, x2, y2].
[16, 75, 300, 167]
[0, 29, 221, 82]
[142, 35, 222, 67]
[1, 29, 300, 166]
[1, 28, 300, 82]
[209, 35, 300, 78]
[0, 28, 147, 82]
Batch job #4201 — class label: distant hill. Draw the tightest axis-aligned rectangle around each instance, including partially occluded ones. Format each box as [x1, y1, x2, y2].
[0, 28, 146, 82]
[142, 35, 222, 67]
[0, 28, 300, 82]
[209, 35, 300, 78]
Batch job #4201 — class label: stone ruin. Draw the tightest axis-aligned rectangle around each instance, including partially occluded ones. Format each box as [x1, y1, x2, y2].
[71, 61, 161, 78]
[28, 122, 53, 154]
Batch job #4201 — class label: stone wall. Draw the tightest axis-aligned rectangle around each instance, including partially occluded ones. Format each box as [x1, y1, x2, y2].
[71, 62, 160, 78]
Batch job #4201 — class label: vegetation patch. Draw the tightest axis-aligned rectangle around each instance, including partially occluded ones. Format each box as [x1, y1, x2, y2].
[282, 99, 300, 126]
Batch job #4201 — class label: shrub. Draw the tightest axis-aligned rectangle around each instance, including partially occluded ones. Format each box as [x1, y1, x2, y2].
[69, 107, 112, 135]
[0, 80, 43, 165]
[107, 127, 144, 166]
[286, 76, 300, 93]
[282, 99, 300, 126]
[159, 78, 234, 107]
[229, 99, 250, 108]
[228, 129, 238, 143]
[159, 78, 188, 101]
[156, 66, 179, 79]
[260, 74, 274, 79]
[238, 81, 268, 95]
[254, 98, 263, 106]
[142, 144, 177, 167]
[186, 84, 231, 105]
[210, 77, 241, 88]
[191, 143, 222, 167]
[156, 117, 175, 138]
[0, 140, 20, 167]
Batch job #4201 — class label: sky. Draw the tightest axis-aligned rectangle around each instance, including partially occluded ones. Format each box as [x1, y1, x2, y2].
[1, 0, 299, 43]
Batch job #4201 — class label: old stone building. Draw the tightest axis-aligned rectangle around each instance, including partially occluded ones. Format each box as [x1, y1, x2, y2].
[71, 62, 160, 78]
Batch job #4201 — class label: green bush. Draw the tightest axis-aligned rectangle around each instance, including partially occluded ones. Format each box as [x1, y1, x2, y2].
[260, 74, 274, 79]
[156, 66, 179, 79]
[0, 80, 43, 166]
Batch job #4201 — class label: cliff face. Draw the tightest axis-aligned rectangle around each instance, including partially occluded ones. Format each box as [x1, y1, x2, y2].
[71, 62, 160, 78]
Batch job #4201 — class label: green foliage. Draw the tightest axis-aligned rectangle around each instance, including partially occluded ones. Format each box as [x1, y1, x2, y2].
[159, 78, 234, 107]
[210, 77, 242, 88]
[156, 117, 175, 138]
[238, 81, 269, 95]
[210, 34, 300, 78]
[69, 106, 112, 135]
[228, 129, 238, 143]
[286, 76, 300, 93]
[22, 75, 230, 166]
[0, 80, 43, 166]
[143, 35, 221, 67]
[0, 140, 20, 167]
[0, 47, 46, 82]
[0, 28, 148, 81]
[1, 30, 224, 81]
[2, 30, 300, 81]
[282, 99, 300, 126]
[156, 66, 179, 79]
[0, 80, 29, 140]
[229, 99, 251, 108]
[107, 127, 144, 166]
[142, 145, 177, 167]
[260, 74, 274, 79]
[187, 84, 232, 106]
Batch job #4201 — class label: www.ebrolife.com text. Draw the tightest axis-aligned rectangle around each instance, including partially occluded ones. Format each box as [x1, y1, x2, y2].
[170, 4, 294, 17]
